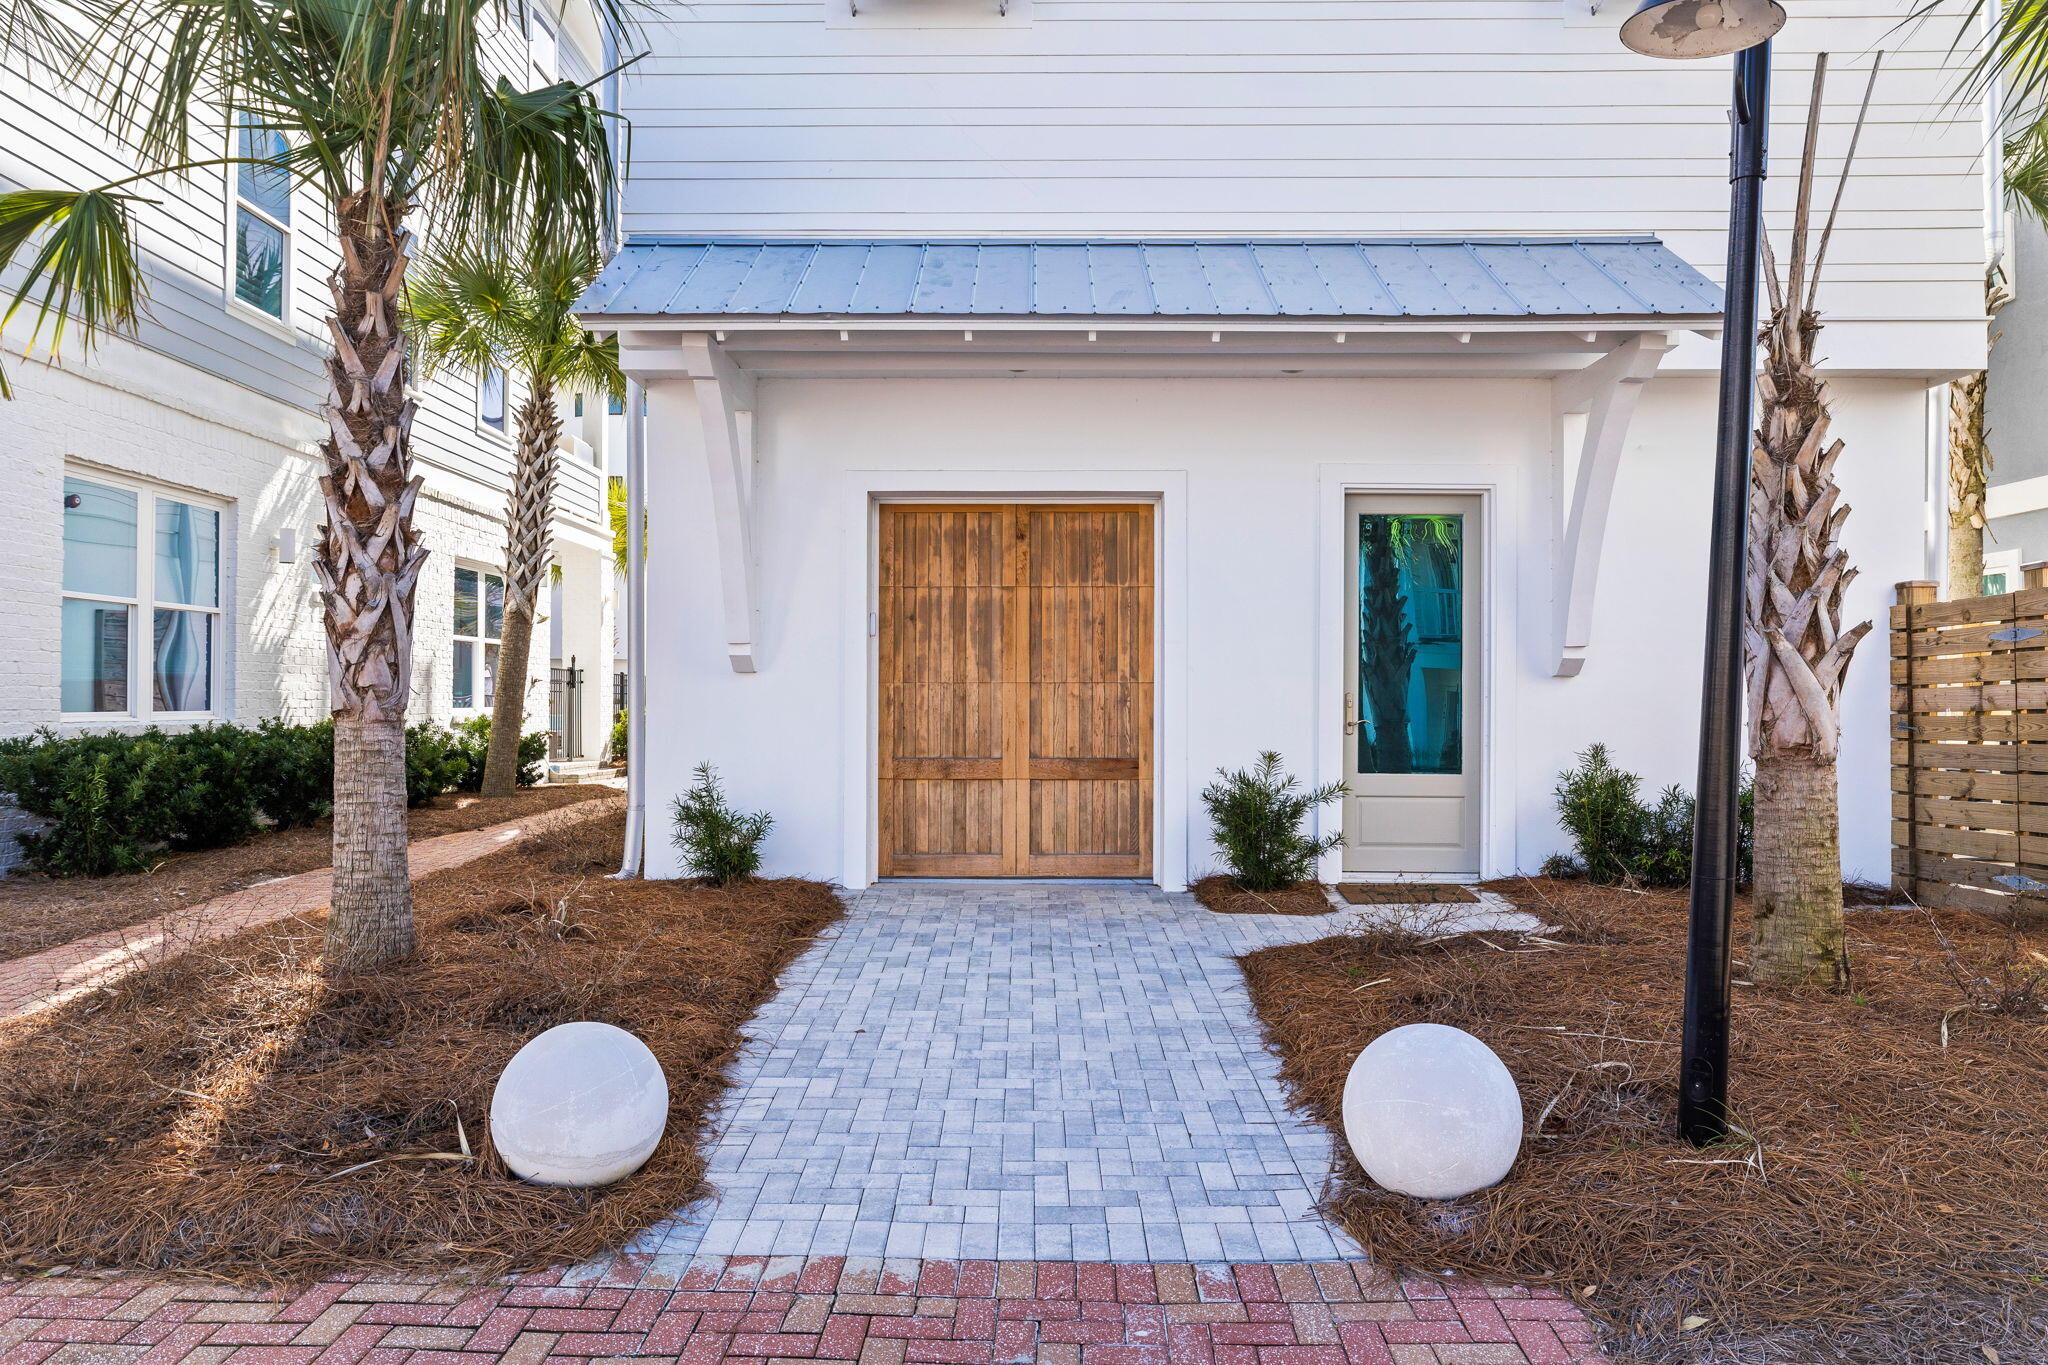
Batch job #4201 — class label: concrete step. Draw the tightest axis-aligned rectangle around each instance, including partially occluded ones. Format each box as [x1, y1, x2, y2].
[545, 760, 613, 785]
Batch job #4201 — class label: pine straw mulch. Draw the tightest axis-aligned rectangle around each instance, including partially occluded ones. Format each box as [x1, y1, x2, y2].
[1237, 877, 2048, 1365]
[0, 785, 620, 965]
[1190, 875, 1333, 915]
[0, 807, 841, 1286]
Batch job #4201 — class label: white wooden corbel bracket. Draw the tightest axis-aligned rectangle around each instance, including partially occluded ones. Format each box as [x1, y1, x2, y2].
[1550, 332, 1672, 678]
[677, 334, 760, 673]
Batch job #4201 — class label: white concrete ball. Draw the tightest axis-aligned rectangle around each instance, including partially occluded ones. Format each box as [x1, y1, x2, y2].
[490, 1022, 669, 1187]
[1341, 1022, 1522, 1200]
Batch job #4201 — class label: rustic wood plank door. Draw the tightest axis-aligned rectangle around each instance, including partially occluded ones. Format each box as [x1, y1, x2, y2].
[879, 503, 1153, 877]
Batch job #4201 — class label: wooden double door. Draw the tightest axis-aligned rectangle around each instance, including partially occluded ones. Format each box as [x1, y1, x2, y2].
[878, 503, 1153, 877]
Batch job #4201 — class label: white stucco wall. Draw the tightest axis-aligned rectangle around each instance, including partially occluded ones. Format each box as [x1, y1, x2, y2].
[635, 370, 1928, 888]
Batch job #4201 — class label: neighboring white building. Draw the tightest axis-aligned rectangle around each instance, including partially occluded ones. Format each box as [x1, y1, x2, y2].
[1984, 213, 2048, 589]
[0, 4, 622, 801]
[583, 0, 1991, 890]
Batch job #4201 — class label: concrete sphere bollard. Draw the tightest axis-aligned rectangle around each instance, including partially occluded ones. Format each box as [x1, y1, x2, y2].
[490, 1022, 669, 1187]
[1341, 1022, 1522, 1200]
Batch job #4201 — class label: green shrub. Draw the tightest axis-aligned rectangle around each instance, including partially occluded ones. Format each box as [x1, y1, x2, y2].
[403, 723, 472, 807]
[608, 711, 628, 764]
[1552, 744, 1646, 884]
[1549, 744, 1753, 888]
[247, 718, 334, 828]
[446, 715, 548, 791]
[0, 729, 184, 876]
[156, 723, 266, 851]
[670, 762, 772, 885]
[1201, 751, 1346, 893]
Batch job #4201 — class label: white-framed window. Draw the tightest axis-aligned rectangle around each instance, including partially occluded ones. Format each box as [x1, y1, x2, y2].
[229, 114, 293, 323]
[527, 2, 560, 82]
[479, 363, 510, 437]
[453, 564, 505, 711]
[61, 472, 226, 720]
[1983, 547, 2023, 596]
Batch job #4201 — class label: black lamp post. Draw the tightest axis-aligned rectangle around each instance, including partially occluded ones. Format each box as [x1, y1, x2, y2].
[1619, 0, 1786, 1147]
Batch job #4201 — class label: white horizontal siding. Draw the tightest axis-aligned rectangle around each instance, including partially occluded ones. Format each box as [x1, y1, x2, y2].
[1, 11, 611, 506]
[616, 0, 1992, 325]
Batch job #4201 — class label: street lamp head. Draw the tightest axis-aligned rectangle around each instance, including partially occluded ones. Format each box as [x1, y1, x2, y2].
[1620, 0, 1783, 58]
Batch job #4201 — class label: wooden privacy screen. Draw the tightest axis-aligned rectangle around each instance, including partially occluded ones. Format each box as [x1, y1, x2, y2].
[877, 503, 1154, 878]
[1892, 577, 2048, 918]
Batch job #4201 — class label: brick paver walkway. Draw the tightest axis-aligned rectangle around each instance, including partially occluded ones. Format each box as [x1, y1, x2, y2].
[629, 883, 1384, 1264]
[0, 1255, 1602, 1365]
[0, 796, 619, 1021]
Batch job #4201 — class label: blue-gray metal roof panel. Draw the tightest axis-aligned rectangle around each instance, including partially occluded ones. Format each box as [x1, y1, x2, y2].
[577, 238, 1722, 320]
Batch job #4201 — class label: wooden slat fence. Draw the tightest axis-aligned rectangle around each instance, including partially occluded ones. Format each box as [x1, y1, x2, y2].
[1893, 571, 2048, 919]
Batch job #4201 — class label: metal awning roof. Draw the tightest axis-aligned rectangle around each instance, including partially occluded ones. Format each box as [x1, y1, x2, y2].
[576, 237, 1722, 321]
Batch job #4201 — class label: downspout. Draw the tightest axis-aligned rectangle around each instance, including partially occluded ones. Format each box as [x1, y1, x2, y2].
[612, 377, 648, 878]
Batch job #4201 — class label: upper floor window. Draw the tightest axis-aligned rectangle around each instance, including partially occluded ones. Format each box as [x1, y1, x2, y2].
[480, 364, 509, 435]
[62, 473, 224, 719]
[527, 3, 560, 82]
[232, 116, 292, 321]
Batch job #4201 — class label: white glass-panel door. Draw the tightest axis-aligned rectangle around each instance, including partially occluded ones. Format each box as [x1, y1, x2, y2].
[1341, 493, 1481, 875]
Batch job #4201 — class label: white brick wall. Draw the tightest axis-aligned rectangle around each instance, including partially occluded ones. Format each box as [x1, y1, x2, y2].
[0, 343, 610, 869]
[1, 350, 328, 734]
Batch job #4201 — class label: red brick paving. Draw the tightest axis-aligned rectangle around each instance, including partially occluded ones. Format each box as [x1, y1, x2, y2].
[0, 1258, 1603, 1364]
[0, 798, 618, 1021]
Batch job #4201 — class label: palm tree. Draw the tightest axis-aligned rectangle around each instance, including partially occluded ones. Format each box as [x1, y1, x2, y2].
[406, 243, 622, 797]
[0, 0, 622, 972]
[1744, 56, 1877, 988]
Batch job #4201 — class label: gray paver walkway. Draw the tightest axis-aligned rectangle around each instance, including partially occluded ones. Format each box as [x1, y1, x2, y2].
[635, 880, 1371, 1265]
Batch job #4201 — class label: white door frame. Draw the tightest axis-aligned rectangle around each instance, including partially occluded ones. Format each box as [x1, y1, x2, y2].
[1315, 462, 1523, 882]
[836, 468, 1190, 891]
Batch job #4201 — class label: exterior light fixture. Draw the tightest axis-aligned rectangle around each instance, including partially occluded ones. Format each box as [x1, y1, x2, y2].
[1620, 0, 1783, 58]
[1619, 0, 1777, 1149]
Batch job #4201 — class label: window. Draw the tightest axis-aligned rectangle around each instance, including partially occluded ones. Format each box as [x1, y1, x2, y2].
[232, 115, 292, 320]
[62, 474, 223, 718]
[527, 3, 560, 82]
[479, 365, 509, 435]
[1983, 547, 2023, 596]
[608, 392, 626, 416]
[453, 565, 505, 710]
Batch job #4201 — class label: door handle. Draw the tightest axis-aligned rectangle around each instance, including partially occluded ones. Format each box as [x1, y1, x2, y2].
[1344, 692, 1361, 735]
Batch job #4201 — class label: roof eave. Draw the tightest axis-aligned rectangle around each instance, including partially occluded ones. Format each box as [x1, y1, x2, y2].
[581, 313, 1722, 332]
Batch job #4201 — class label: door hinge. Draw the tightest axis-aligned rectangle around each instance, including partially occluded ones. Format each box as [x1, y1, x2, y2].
[869, 611, 879, 637]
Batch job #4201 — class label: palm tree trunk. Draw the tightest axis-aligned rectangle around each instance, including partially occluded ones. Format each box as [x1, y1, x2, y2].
[315, 192, 426, 973]
[1740, 61, 1876, 991]
[1947, 371, 1989, 598]
[1748, 757, 1847, 988]
[481, 377, 561, 797]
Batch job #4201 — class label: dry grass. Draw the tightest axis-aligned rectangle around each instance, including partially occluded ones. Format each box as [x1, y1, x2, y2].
[0, 808, 840, 1285]
[1190, 875, 1332, 916]
[1238, 877, 2048, 1365]
[0, 786, 621, 964]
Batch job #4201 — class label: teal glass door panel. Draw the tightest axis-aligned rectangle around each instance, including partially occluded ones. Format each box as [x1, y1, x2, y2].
[1356, 512, 1463, 776]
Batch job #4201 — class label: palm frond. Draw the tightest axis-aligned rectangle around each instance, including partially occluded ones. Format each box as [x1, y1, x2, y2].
[454, 75, 619, 257]
[0, 0, 79, 66]
[405, 237, 616, 394]
[2007, 112, 2048, 225]
[0, 188, 146, 398]
[404, 245, 517, 376]
[1911, 0, 2048, 111]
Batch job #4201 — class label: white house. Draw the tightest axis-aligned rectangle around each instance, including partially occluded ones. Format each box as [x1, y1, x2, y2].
[585, 0, 1986, 890]
[0, 1, 625, 818]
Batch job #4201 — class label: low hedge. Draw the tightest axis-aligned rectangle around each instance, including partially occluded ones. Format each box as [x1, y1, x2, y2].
[0, 715, 549, 878]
